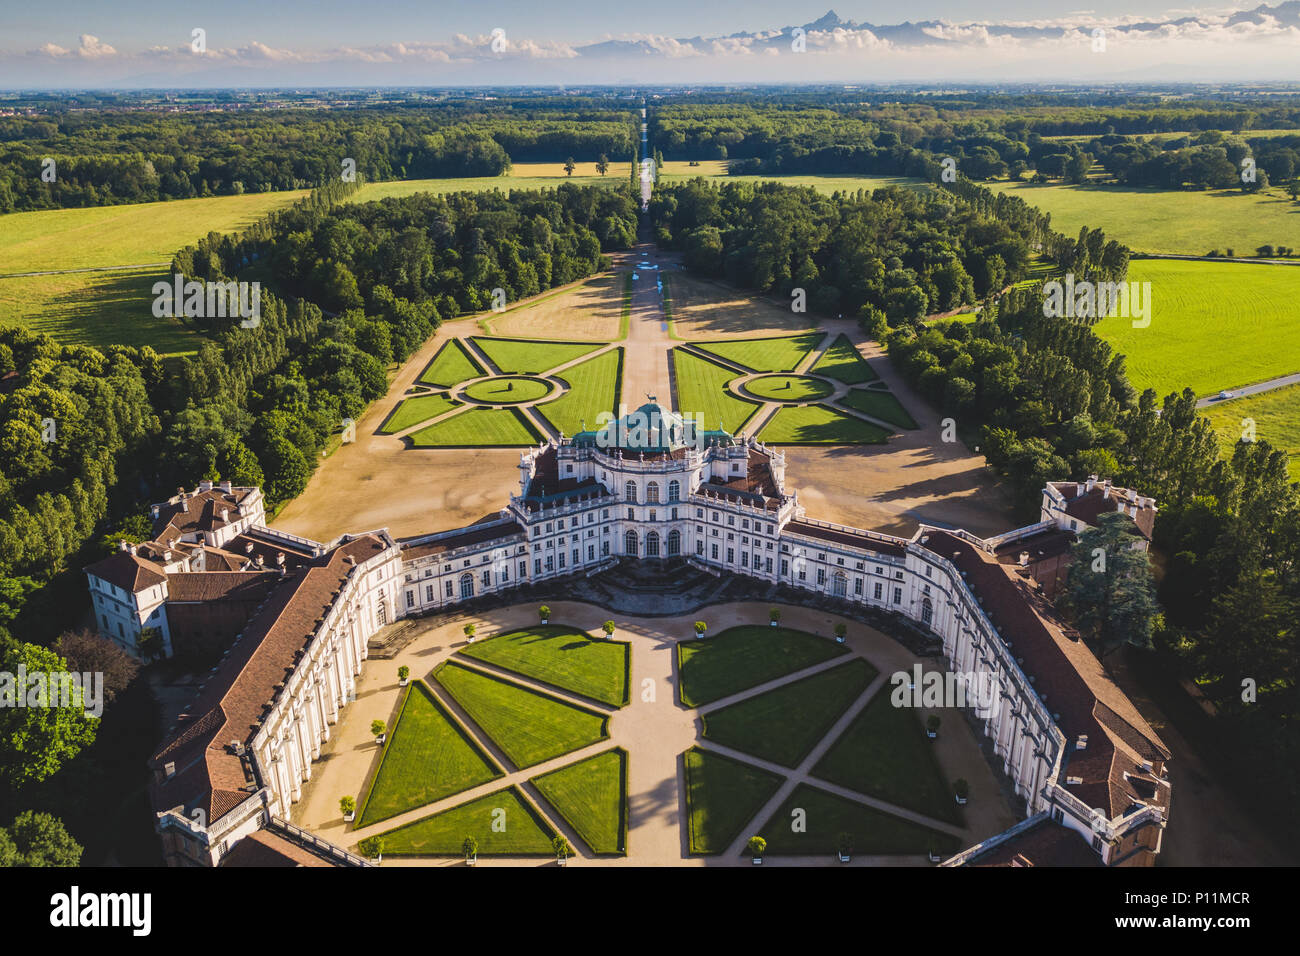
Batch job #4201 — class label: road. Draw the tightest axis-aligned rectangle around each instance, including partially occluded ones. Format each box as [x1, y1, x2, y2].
[1195, 371, 1300, 408]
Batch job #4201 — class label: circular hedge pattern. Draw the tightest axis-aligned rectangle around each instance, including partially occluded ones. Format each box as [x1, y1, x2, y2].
[463, 376, 553, 404]
[742, 374, 834, 403]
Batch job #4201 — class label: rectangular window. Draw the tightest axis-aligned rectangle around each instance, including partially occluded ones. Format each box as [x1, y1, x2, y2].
[854, 578, 863, 595]
[518, 561, 527, 579]
[741, 553, 749, 567]
[406, 591, 415, 608]
[572, 549, 579, 566]
[781, 560, 789, 575]
[534, 559, 542, 575]
[602, 542, 610, 556]
[545, 555, 554, 572]
[696, 540, 704, 555]
[765, 558, 773, 573]
[873, 582, 882, 600]
[588, 545, 595, 561]
[482, 570, 491, 587]
[817, 568, 826, 585]
[446, 580, 455, 597]
[426, 585, 434, 601]
[726, 548, 735, 564]
[558, 553, 565, 569]
[711, 544, 719, 560]
[893, 587, 902, 604]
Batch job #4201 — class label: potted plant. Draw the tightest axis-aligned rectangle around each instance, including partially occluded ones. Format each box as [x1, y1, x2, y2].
[397, 665, 410, 687]
[926, 715, 941, 739]
[954, 779, 969, 805]
[553, 834, 571, 866]
[371, 720, 387, 745]
[928, 838, 945, 863]
[463, 622, 476, 644]
[747, 835, 766, 865]
[768, 607, 781, 627]
[340, 796, 356, 823]
[358, 836, 384, 864]
[836, 832, 852, 863]
[602, 620, 616, 639]
[694, 621, 707, 640]
[462, 836, 478, 866]
[834, 622, 847, 644]
[538, 605, 551, 625]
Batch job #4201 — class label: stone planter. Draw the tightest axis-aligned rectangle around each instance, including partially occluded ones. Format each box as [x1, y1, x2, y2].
[769, 620, 779, 627]
[540, 618, 549, 625]
[343, 811, 355, 822]
[836, 636, 846, 644]
[466, 854, 477, 867]
[927, 730, 937, 739]
[375, 734, 386, 746]
[955, 795, 967, 805]
[838, 852, 851, 863]
[751, 856, 763, 865]
[557, 856, 568, 867]
[929, 851, 943, 863]
[398, 678, 409, 687]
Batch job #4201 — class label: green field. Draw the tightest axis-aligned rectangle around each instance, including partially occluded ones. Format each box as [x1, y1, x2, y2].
[744, 374, 833, 402]
[377, 785, 557, 857]
[986, 179, 1300, 256]
[379, 393, 459, 433]
[754, 783, 961, 857]
[458, 625, 629, 707]
[1200, 384, 1300, 482]
[407, 406, 541, 447]
[812, 691, 962, 826]
[470, 336, 603, 374]
[694, 333, 824, 372]
[347, 162, 635, 205]
[356, 682, 502, 829]
[418, 339, 483, 388]
[463, 376, 552, 404]
[701, 659, 876, 768]
[837, 388, 919, 430]
[671, 348, 760, 434]
[677, 625, 848, 707]
[810, 334, 879, 384]
[434, 661, 609, 769]
[683, 746, 785, 855]
[531, 748, 628, 855]
[759, 404, 892, 445]
[537, 347, 622, 436]
[1094, 259, 1300, 398]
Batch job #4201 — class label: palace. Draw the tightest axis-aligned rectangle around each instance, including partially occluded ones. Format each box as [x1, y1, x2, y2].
[88, 402, 1169, 868]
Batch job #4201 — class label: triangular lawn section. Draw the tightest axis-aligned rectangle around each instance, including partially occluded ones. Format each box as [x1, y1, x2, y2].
[418, 339, 483, 387]
[811, 334, 879, 384]
[683, 746, 784, 855]
[377, 785, 557, 856]
[470, 336, 603, 374]
[531, 747, 628, 855]
[753, 783, 962, 857]
[693, 332, 824, 373]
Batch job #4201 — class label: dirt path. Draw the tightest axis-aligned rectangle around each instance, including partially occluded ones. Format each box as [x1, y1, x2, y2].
[618, 244, 676, 409]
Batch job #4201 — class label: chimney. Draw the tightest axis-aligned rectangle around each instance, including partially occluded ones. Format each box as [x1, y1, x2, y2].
[1076, 734, 1088, 751]
[275, 552, 285, 567]
[150, 504, 160, 520]
[220, 480, 233, 493]
[163, 550, 172, 562]
[128, 544, 137, 557]
[1127, 487, 1137, 503]
[245, 542, 254, 553]
[256, 554, 265, 567]
[119, 539, 130, 552]
[163, 761, 176, 779]
[1019, 551, 1029, 567]
[199, 480, 213, 493]
[1085, 475, 1097, 493]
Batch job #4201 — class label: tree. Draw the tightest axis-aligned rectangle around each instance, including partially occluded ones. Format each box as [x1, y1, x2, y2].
[370, 720, 386, 742]
[769, 607, 782, 624]
[462, 836, 478, 861]
[602, 620, 616, 638]
[340, 796, 356, 818]
[136, 626, 164, 662]
[1, 811, 82, 866]
[595, 154, 609, 177]
[397, 665, 410, 684]
[54, 629, 139, 705]
[694, 621, 707, 637]
[564, 158, 576, 177]
[834, 622, 847, 643]
[358, 836, 384, 859]
[463, 623, 476, 642]
[538, 605, 551, 623]
[747, 835, 766, 859]
[552, 834, 571, 861]
[1063, 511, 1159, 656]
[0, 643, 98, 795]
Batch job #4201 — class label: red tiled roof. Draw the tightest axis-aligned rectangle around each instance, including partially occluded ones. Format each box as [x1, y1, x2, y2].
[965, 819, 1102, 867]
[221, 830, 340, 867]
[84, 550, 168, 594]
[1058, 484, 1156, 539]
[152, 488, 257, 545]
[165, 571, 280, 603]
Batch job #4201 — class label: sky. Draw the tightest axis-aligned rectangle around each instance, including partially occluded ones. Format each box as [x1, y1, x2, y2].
[1, 1, 1297, 88]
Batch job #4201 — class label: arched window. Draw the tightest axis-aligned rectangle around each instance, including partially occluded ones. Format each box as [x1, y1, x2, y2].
[668, 480, 680, 502]
[667, 530, 681, 556]
[832, 571, 848, 597]
[625, 481, 637, 503]
[625, 530, 639, 556]
[646, 481, 660, 504]
[922, 598, 933, 627]
[646, 531, 661, 557]
[459, 574, 474, 599]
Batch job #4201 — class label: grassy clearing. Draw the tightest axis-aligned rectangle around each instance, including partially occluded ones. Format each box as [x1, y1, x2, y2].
[1094, 259, 1300, 398]
[683, 746, 785, 855]
[811, 334, 879, 384]
[812, 691, 962, 826]
[838, 388, 919, 430]
[671, 348, 760, 434]
[377, 785, 557, 857]
[463, 376, 552, 404]
[459, 624, 629, 707]
[1200, 384, 1300, 482]
[418, 339, 483, 388]
[694, 332, 825, 372]
[470, 336, 603, 374]
[355, 681, 502, 829]
[985, 179, 1300, 256]
[759, 404, 892, 445]
[537, 347, 622, 437]
[701, 659, 876, 768]
[348, 165, 633, 204]
[379, 393, 459, 433]
[434, 661, 609, 769]
[755, 783, 962, 856]
[678, 625, 848, 707]
[745, 374, 833, 402]
[531, 747, 628, 855]
[407, 406, 540, 447]
[0, 266, 197, 356]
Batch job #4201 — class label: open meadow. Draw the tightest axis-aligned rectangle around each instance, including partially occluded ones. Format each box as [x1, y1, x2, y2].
[1200, 384, 1300, 482]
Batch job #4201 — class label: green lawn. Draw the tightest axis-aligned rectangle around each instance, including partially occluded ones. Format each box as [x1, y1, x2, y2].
[671, 348, 760, 434]
[377, 785, 557, 857]
[434, 661, 609, 769]
[837, 388, 919, 430]
[470, 336, 603, 374]
[537, 347, 622, 436]
[677, 625, 848, 707]
[356, 681, 502, 829]
[812, 691, 962, 826]
[754, 783, 962, 856]
[694, 333, 825, 373]
[407, 406, 541, 447]
[463, 376, 552, 404]
[531, 747, 628, 855]
[458, 625, 629, 707]
[379, 393, 459, 433]
[418, 339, 483, 388]
[985, 179, 1300, 256]
[1094, 259, 1300, 398]
[701, 659, 876, 768]
[683, 746, 785, 855]
[745, 374, 833, 402]
[1200, 384, 1300, 482]
[810, 334, 879, 383]
[758, 404, 892, 444]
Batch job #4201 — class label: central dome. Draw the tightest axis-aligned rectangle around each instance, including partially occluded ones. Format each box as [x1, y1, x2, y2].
[571, 396, 731, 453]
